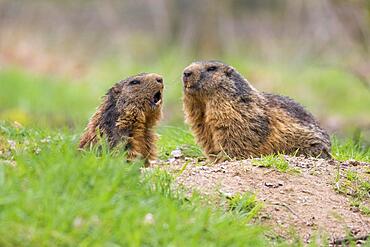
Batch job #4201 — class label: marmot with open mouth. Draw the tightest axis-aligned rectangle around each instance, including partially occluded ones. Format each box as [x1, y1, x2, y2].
[79, 73, 164, 166]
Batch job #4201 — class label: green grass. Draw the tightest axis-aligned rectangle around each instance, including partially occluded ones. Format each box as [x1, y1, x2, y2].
[0, 68, 98, 128]
[226, 192, 263, 222]
[0, 122, 269, 246]
[251, 154, 294, 173]
[334, 167, 370, 216]
[332, 137, 370, 163]
[157, 126, 203, 159]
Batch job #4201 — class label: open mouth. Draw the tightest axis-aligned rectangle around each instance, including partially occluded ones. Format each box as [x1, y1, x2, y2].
[152, 91, 162, 106]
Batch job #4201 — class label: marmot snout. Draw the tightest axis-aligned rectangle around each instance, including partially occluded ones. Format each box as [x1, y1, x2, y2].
[182, 60, 331, 161]
[79, 73, 164, 165]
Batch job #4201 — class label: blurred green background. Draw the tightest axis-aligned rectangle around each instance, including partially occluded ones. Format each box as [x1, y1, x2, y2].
[0, 0, 369, 141]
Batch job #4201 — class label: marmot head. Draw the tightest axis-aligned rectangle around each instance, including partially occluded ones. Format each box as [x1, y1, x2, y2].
[182, 61, 254, 97]
[110, 73, 164, 113]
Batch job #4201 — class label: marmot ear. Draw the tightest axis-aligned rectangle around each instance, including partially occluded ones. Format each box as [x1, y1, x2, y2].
[109, 84, 122, 97]
[225, 67, 234, 77]
[106, 85, 122, 105]
[112, 87, 121, 95]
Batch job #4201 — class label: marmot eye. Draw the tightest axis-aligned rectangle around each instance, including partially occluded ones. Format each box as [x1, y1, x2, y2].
[129, 79, 140, 85]
[207, 66, 217, 72]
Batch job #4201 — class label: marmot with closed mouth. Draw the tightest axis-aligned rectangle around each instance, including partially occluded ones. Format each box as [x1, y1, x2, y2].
[182, 61, 331, 161]
[79, 73, 164, 165]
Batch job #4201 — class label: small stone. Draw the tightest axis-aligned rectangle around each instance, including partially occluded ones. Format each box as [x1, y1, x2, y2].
[220, 191, 234, 199]
[341, 161, 349, 167]
[264, 182, 280, 188]
[351, 227, 361, 235]
[302, 189, 313, 195]
[264, 182, 275, 187]
[328, 159, 336, 165]
[171, 149, 183, 158]
[306, 221, 314, 226]
[168, 158, 176, 163]
[260, 215, 270, 220]
[348, 159, 361, 166]
[351, 207, 360, 213]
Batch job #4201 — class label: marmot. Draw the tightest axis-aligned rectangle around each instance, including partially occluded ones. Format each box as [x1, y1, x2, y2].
[182, 61, 331, 161]
[79, 73, 164, 165]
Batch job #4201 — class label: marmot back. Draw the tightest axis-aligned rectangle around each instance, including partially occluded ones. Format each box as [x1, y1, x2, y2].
[182, 61, 331, 161]
[79, 73, 164, 165]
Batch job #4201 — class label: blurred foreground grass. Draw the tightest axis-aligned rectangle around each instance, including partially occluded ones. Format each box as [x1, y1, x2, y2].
[0, 122, 269, 246]
[0, 118, 368, 246]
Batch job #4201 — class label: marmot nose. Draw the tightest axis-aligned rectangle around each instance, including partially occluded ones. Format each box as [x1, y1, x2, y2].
[183, 71, 193, 78]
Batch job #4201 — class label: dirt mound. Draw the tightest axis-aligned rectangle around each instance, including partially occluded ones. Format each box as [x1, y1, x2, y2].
[153, 156, 370, 244]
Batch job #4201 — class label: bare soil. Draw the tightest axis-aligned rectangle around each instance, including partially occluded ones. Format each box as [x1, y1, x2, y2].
[151, 156, 370, 245]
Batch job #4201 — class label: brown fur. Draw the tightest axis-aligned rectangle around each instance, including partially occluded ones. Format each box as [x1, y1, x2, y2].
[182, 61, 331, 161]
[79, 73, 164, 166]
